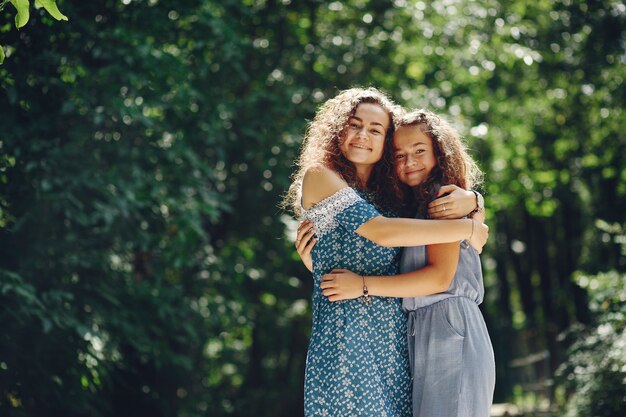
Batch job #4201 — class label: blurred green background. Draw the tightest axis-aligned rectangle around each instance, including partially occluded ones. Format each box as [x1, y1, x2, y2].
[0, 0, 624, 416]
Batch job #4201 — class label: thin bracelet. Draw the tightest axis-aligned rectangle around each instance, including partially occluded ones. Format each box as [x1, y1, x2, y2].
[470, 190, 484, 215]
[360, 275, 371, 306]
[468, 219, 475, 241]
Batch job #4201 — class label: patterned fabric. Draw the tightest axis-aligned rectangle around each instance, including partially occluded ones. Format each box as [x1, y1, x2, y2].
[302, 187, 412, 417]
[304, 187, 364, 237]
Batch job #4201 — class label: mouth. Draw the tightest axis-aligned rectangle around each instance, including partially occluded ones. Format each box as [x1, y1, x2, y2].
[404, 169, 423, 176]
[350, 144, 372, 151]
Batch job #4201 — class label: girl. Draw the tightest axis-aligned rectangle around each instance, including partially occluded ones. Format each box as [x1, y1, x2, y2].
[299, 109, 495, 417]
[284, 88, 488, 416]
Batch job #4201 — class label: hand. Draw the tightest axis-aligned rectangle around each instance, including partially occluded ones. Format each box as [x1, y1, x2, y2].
[472, 208, 485, 224]
[469, 219, 489, 254]
[295, 220, 317, 272]
[428, 185, 477, 219]
[320, 269, 363, 302]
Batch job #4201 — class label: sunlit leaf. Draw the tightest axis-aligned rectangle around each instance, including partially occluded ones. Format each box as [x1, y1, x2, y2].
[9, 0, 29, 28]
[34, 0, 67, 21]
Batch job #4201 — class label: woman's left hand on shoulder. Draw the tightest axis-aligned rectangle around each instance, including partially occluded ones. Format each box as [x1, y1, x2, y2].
[320, 269, 363, 302]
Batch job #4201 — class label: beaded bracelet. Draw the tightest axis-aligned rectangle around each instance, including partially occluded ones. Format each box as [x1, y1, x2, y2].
[359, 275, 372, 306]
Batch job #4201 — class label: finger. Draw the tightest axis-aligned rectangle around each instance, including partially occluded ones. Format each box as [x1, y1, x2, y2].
[296, 228, 316, 252]
[296, 226, 315, 246]
[300, 225, 315, 236]
[330, 269, 348, 274]
[428, 198, 442, 209]
[320, 281, 335, 289]
[428, 206, 458, 218]
[297, 237, 314, 254]
[296, 224, 314, 240]
[295, 229, 303, 246]
[428, 203, 446, 213]
[436, 184, 458, 197]
[322, 288, 339, 297]
[297, 220, 312, 234]
[442, 203, 457, 214]
[322, 274, 334, 281]
[301, 237, 317, 255]
[428, 195, 452, 210]
[296, 238, 310, 256]
[328, 295, 345, 302]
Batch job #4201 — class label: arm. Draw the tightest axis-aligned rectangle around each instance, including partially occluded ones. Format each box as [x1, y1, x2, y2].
[356, 216, 486, 253]
[302, 166, 488, 252]
[320, 242, 460, 301]
[427, 185, 480, 219]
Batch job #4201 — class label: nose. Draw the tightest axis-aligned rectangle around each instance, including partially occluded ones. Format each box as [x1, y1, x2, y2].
[356, 126, 368, 140]
[406, 153, 418, 167]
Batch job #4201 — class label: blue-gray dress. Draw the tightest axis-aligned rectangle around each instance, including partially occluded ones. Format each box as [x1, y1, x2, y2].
[401, 227, 495, 417]
[303, 187, 412, 417]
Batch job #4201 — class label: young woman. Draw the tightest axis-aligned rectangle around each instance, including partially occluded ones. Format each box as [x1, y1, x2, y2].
[284, 88, 488, 416]
[297, 109, 495, 417]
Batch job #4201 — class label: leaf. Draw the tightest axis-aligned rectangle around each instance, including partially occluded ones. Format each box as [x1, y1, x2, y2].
[9, 0, 30, 28]
[0, 44, 4, 64]
[34, 0, 67, 21]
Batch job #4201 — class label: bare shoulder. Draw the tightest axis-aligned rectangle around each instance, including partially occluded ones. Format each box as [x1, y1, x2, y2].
[301, 164, 348, 209]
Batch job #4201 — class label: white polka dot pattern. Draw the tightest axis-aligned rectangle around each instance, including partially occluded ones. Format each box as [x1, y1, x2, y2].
[302, 187, 412, 417]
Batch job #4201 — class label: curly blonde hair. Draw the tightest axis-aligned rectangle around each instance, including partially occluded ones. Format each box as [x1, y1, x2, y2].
[283, 87, 403, 217]
[395, 109, 483, 216]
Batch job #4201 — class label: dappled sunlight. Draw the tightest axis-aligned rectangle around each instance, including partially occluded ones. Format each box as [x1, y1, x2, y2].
[0, 0, 624, 416]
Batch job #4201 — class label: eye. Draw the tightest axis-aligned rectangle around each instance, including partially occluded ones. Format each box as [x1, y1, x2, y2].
[415, 149, 425, 154]
[370, 129, 382, 135]
[395, 154, 405, 160]
[349, 122, 360, 129]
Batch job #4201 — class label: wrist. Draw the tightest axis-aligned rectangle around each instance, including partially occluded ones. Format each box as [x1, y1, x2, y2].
[470, 190, 484, 215]
[360, 275, 371, 305]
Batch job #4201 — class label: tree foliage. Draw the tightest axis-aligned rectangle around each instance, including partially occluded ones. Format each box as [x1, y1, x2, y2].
[0, 0, 67, 63]
[556, 251, 626, 416]
[0, 1, 624, 416]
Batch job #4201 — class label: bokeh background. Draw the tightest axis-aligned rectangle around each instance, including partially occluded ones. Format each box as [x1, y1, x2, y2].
[1, 1, 625, 416]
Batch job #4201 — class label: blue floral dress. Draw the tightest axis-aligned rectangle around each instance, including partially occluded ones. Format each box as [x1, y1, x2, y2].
[302, 187, 412, 417]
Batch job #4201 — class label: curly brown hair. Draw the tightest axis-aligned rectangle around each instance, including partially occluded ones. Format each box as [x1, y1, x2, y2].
[395, 109, 483, 216]
[283, 87, 404, 217]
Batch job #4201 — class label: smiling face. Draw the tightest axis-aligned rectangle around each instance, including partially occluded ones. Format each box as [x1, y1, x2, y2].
[339, 103, 390, 170]
[393, 124, 438, 187]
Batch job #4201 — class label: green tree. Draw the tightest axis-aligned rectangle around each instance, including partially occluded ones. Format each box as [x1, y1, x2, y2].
[0, 0, 68, 63]
[1, 1, 624, 416]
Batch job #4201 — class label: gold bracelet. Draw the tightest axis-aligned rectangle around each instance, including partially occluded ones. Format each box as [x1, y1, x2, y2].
[469, 219, 475, 241]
